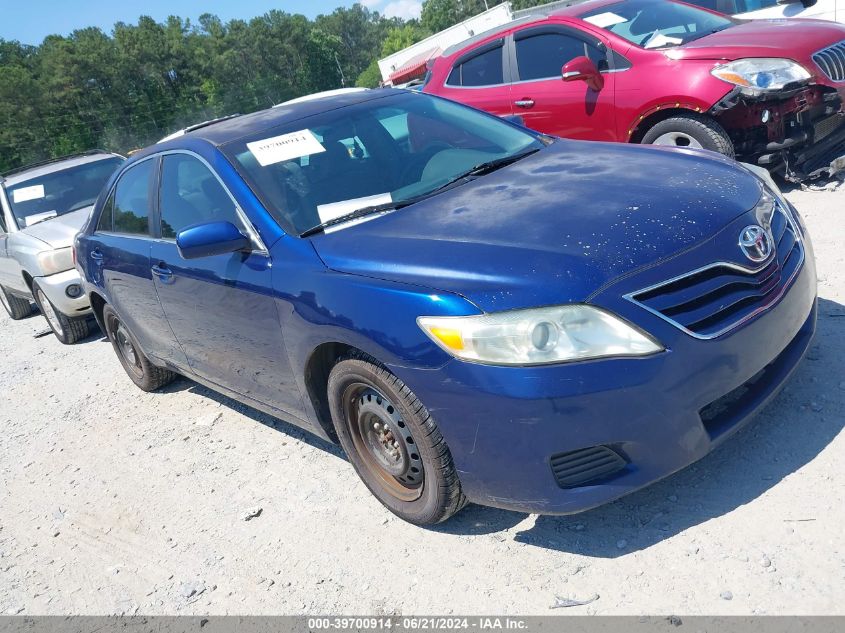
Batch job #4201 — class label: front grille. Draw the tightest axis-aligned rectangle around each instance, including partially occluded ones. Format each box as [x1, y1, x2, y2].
[813, 39, 845, 82]
[627, 203, 804, 339]
[550, 446, 627, 488]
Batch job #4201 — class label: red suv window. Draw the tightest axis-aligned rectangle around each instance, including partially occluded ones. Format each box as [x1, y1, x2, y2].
[446, 45, 505, 87]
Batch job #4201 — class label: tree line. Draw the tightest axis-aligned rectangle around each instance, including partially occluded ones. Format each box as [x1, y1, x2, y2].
[0, 1, 547, 173]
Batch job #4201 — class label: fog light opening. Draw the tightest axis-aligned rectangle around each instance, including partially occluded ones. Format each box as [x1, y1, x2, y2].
[65, 284, 82, 299]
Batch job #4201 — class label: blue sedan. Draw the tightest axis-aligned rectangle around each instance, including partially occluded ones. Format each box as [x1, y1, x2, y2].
[74, 89, 816, 525]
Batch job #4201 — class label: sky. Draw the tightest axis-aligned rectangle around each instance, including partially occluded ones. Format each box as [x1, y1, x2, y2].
[0, 0, 423, 45]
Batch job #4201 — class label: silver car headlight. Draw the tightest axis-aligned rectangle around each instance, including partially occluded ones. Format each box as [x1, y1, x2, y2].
[711, 58, 810, 96]
[37, 247, 74, 276]
[418, 305, 663, 366]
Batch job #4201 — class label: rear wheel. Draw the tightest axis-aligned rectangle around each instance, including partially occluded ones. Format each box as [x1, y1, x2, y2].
[102, 304, 176, 391]
[0, 285, 32, 320]
[327, 354, 467, 525]
[641, 113, 735, 157]
[32, 281, 90, 345]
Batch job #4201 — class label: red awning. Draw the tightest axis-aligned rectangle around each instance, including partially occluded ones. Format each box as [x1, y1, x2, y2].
[388, 47, 441, 85]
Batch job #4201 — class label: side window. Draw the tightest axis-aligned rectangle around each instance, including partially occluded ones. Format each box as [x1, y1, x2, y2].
[96, 191, 115, 233]
[446, 46, 504, 87]
[515, 32, 603, 81]
[159, 154, 245, 240]
[112, 161, 154, 235]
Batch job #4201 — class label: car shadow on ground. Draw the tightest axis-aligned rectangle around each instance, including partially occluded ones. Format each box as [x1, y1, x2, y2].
[432, 298, 844, 557]
[157, 378, 344, 458]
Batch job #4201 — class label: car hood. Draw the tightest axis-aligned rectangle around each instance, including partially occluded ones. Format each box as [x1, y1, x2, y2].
[22, 206, 92, 249]
[674, 19, 845, 64]
[309, 141, 762, 313]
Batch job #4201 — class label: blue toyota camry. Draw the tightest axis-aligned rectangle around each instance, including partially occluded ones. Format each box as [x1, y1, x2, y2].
[75, 89, 816, 525]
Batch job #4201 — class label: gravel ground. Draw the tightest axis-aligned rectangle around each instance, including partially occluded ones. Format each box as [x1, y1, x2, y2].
[0, 186, 842, 616]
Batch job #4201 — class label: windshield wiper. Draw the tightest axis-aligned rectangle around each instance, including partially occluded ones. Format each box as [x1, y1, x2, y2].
[300, 194, 429, 238]
[300, 148, 541, 238]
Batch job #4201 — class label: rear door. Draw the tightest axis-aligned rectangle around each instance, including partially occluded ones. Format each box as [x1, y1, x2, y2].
[508, 25, 618, 141]
[435, 39, 513, 118]
[149, 152, 301, 415]
[89, 158, 186, 367]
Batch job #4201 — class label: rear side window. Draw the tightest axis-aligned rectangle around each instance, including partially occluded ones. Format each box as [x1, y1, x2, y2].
[96, 191, 115, 232]
[158, 154, 245, 239]
[112, 160, 154, 235]
[446, 45, 504, 87]
[515, 32, 606, 81]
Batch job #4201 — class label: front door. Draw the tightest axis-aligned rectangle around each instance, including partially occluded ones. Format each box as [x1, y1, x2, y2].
[509, 27, 617, 141]
[150, 152, 302, 415]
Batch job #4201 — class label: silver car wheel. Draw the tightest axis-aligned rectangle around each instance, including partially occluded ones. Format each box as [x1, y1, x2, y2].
[36, 288, 64, 337]
[651, 132, 704, 149]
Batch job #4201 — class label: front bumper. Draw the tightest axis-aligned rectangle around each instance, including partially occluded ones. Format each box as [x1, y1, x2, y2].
[34, 269, 91, 316]
[389, 224, 817, 515]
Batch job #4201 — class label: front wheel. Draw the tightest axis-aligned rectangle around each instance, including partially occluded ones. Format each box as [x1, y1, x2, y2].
[327, 354, 467, 525]
[32, 281, 90, 345]
[641, 113, 735, 158]
[102, 304, 176, 392]
[0, 285, 32, 320]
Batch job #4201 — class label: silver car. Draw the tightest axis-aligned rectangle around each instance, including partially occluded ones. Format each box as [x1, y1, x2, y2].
[0, 151, 124, 343]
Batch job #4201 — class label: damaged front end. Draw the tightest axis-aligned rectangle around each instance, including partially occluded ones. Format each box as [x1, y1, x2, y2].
[709, 56, 845, 182]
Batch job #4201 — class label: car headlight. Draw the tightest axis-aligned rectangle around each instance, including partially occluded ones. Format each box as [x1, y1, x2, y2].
[418, 305, 663, 366]
[37, 247, 74, 275]
[711, 58, 810, 95]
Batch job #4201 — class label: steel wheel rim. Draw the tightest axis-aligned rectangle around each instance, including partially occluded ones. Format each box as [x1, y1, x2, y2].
[342, 384, 424, 503]
[37, 289, 63, 337]
[108, 315, 142, 378]
[651, 132, 703, 149]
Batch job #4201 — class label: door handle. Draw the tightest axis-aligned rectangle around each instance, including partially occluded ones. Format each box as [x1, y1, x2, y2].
[514, 99, 535, 109]
[90, 250, 104, 262]
[151, 263, 174, 283]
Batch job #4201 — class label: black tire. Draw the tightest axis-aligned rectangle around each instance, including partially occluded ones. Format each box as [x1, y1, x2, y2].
[0, 285, 33, 320]
[641, 113, 735, 158]
[327, 353, 467, 525]
[102, 304, 176, 392]
[31, 281, 90, 345]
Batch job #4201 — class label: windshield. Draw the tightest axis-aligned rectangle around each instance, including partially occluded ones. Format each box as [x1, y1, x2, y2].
[222, 92, 545, 235]
[5, 156, 124, 229]
[580, 0, 735, 49]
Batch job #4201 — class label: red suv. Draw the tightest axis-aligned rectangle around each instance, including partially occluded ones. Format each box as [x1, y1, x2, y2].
[423, 0, 845, 180]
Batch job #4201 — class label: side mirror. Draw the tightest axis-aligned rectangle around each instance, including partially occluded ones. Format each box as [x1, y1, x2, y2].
[502, 114, 526, 127]
[561, 56, 604, 92]
[176, 221, 250, 260]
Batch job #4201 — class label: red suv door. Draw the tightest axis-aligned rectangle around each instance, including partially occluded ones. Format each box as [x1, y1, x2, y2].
[508, 25, 619, 141]
[431, 38, 513, 118]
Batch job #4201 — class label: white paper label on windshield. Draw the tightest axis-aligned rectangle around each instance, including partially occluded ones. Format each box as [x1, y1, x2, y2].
[643, 33, 683, 49]
[583, 12, 626, 28]
[247, 129, 325, 167]
[317, 192, 393, 232]
[12, 184, 45, 203]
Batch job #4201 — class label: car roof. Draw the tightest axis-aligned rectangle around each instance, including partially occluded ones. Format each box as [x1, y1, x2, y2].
[164, 88, 399, 147]
[1, 151, 121, 187]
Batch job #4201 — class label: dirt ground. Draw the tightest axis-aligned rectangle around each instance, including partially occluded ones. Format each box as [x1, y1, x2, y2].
[0, 185, 842, 616]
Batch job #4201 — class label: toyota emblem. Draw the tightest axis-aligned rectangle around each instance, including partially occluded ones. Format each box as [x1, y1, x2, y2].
[738, 225, 773, 263]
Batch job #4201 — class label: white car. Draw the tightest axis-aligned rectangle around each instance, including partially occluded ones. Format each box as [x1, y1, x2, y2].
[687, 0, 841, 23]
[0, 151, 124, 343]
